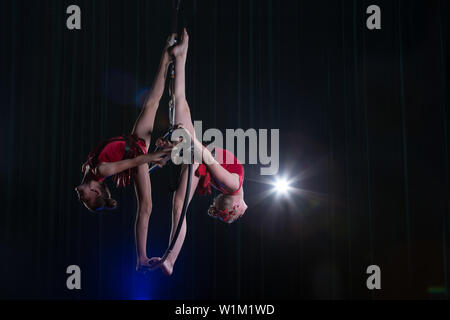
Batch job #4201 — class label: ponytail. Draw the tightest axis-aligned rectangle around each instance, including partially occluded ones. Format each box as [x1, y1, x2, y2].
[104, 197, 118, 210]
[89, 181, 118, 212]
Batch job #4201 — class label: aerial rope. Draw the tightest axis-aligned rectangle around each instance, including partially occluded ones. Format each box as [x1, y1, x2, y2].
[148, 0, 193, 266]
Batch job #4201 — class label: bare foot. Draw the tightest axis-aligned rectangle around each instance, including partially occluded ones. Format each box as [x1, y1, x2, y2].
[169, 28, 189, 59]
[136, 257, 173, 276]
[159, 259, 174, 276]
[136, 263, 150, 274]
[136, 257, 161, 273]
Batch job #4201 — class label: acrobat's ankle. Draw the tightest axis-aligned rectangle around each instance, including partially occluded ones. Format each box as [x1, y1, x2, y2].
[160, 259, 174, 276]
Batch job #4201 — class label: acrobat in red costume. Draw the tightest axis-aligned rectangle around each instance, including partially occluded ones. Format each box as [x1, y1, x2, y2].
[76, 30, 247, 276]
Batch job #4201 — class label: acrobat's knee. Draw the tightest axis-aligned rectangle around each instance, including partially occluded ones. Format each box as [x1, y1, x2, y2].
[138, 201, 153, 216]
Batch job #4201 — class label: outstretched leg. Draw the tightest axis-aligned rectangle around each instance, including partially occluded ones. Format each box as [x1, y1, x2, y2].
[133, 163, 153, 271]
[133, 36, 174, 271]
[171, 28, 195, 138]
[132, 36, 174, 147]
[154, 29, 198, 275]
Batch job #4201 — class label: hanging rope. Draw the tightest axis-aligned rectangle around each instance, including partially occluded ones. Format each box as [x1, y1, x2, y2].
[162, 140, 193, 263]
[147, 0, 193, 267]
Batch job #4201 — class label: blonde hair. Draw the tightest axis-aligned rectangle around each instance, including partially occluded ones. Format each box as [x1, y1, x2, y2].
[208, 194, 246, 224]
[212, 194, 234, 211]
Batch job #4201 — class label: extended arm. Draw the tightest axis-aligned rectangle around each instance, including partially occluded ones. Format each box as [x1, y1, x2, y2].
[174, 127, 240, 193]
[192, 137, 240, 193]
[96, 150, 171, 178]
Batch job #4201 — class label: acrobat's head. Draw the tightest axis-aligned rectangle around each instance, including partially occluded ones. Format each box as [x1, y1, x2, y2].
[75, 180, 117, 212]
[208, 193, 248, 224]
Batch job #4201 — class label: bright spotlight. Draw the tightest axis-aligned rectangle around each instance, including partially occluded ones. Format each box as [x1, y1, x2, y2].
[273, 177, 291, 195]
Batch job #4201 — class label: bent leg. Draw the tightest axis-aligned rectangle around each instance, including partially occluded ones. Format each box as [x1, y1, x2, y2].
[132, 43, 172, 270]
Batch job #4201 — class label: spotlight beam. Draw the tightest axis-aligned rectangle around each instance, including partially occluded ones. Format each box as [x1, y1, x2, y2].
[272, 177, 292, 195]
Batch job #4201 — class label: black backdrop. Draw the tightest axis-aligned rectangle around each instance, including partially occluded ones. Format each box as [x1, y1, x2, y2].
[0, 0, 449, 299]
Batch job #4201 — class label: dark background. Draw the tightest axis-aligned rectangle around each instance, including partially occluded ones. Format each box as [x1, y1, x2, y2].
[0, 0, 449, 299]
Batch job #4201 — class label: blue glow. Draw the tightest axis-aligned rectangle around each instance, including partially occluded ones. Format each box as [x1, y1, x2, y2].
[129, 271, 160, 300]
[99, 242, 167, 300]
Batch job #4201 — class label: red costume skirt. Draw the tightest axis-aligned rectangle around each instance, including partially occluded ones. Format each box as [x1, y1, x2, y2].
[84, 134, 147, 187]
[195, 147, 244, 195]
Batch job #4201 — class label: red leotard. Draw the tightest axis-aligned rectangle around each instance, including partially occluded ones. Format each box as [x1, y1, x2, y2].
[83, 135, 147, 187]
[97, 139, 146, 165]
[195, 147, 244, 196]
